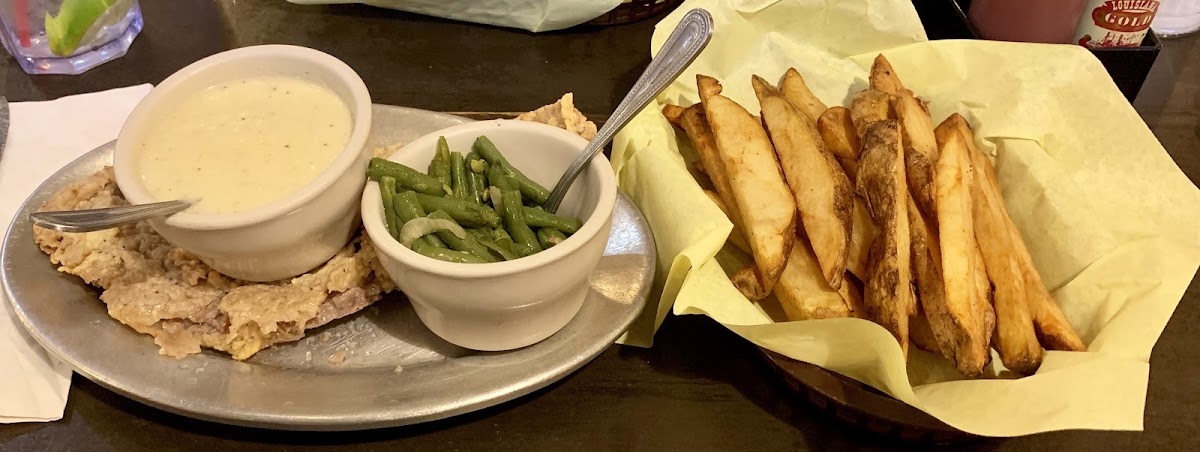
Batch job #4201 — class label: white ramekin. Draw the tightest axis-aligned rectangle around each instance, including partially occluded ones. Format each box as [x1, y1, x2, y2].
[362, 120, 617, 351]
[113, 45, 373, 282]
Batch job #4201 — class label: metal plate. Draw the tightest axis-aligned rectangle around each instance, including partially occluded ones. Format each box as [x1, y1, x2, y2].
[0, 105, 655, 431]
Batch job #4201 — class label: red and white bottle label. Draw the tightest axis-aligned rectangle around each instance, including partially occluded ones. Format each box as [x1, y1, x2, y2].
[1075, 0, 1161, 47]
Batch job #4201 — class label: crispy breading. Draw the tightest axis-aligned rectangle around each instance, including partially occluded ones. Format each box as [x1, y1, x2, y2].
[516, 93, 598, 140]
[34, 168, 394, 359]
[35, 99, 597, 360]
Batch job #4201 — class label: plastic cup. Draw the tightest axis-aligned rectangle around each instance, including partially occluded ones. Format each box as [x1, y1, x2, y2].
[0, 0, 143, 75]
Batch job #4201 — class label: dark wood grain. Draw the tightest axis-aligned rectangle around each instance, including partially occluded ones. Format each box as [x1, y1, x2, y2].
[2, 0, 1199, 450]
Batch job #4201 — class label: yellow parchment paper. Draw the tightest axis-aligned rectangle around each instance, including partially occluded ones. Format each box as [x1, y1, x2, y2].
[610, 0, 1200, 437]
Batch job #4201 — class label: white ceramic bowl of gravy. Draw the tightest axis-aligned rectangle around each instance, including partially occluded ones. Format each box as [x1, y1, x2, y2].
[113, 45, 372, 282]
[363, 120, 616, 351]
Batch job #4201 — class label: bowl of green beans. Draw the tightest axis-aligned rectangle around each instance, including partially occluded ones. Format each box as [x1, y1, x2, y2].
[361, 120, 616, 351]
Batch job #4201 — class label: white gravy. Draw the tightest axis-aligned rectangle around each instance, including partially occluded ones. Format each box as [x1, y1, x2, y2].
[138, 76, 351, 214]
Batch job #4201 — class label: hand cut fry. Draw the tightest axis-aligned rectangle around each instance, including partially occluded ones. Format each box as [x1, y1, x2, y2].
[893, 94, 939, 220]
[949, 129, 1042, 374]
[841, 274, 865, 318]
[933, 127, 995, 371]
[908, 194, 989, 376]
[936, 113, 1085, 352]
[779, 68, 828, 123]
[850, 89, 893, 139]
[856, 120, 913, 356]
[817, 106, 861, 179]
[909, 305, 942, 356]
[869, 54, 914, 97]
[731, 264, 768, 301]
[664, 104, 744, 230]
[668, 102, 770, 299]
[846, 196, 876, 280]
[753, 74, 852, 289]
[698, 74, 796, 295]
[703, 189, 751, 254]
[777, 237, 852, 321]
[662, 104, 686, 125]
[971, 241, 997, 352]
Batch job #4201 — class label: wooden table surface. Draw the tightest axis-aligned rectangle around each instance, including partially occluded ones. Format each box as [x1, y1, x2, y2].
[3, 1, 1199, 450]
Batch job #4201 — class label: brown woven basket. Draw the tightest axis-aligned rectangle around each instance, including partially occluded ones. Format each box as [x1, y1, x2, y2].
[587, 0, 684, 26]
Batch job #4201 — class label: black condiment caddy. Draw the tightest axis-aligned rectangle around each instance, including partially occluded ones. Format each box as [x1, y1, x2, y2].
[913, 0, 1161, 101]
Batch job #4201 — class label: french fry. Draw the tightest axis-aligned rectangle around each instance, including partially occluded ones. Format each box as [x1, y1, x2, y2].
[731, 264, 768, 301]
[933, 127, 997, 372]
[664, 104, 744, 230]
[856, 120, 913, 356]
[779, 68, 828, 123]
[777, 237, 852, 321]
[869, 54, 914, 97]
[910, 306, 942, 356]
[703, 189, 751, 254]
[910, 190, 990, 375]
[936, 114, 1086, 352]
[662, 104, 686, 125]
[893, 94, 939, 219]
[670, 102, 772, 300]
[753, 75, 853, 289]
[847, 196, 876, 280]
[817, 106, 861, 179]
[841, 273, 865, 318]
[1028, 282, 1085, 351]
[971, 241, 997, 353]
[698, 75, 796, 295]
[850, 89, 893, 139]
[956, 126, 1042, 374]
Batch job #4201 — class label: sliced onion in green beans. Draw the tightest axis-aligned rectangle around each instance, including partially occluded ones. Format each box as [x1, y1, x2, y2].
[470, 159, 488, 174]
[489, 187, 503, 211]
[399, 218, 467, 248]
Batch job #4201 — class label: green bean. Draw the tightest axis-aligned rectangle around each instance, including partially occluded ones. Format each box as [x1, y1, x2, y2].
[514, 174, 551, 206]
[368, 158, 445, 196]
[414, 193, 501, 228]
[501, 189, 541, 256]
[464, 151, 486, 204]
[428, 137, 452, 186]
[450, 152, 469, 201]
[522, 206, 583, 234]
[393, 191, 446, 248]
[379, 176, 401, 239]
[536, 228, 568, 249]
[467, 228, 492, 242]
[487, 164, 513, 220]
[487, 162, 514, 192]
[412, 240, 490, 264]
[468, 228, 519, 261]
[492, 227, 515, 251]
[426, 210, 495, 262]
[473, 136, 551, 205]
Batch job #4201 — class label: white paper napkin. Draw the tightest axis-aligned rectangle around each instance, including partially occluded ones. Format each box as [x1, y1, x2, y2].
[0, 84, 152, 423]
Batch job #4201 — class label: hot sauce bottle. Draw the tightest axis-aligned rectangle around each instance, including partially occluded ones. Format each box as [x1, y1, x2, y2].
[1075, 0, 1161, 47]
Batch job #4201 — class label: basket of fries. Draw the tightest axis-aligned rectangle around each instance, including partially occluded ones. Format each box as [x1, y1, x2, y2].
[587, 0, 684, 26]
[612, 0, 1200, 438]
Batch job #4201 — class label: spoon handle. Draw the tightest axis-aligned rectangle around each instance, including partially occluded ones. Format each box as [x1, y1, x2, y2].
[30, 200, 192, 233]
[544, 8, 713, 213]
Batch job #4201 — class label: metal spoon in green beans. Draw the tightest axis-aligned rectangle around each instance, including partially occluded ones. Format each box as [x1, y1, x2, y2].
[367, 135, 584, 264]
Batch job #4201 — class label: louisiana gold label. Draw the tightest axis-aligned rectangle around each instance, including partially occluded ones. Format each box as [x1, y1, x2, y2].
[1075, 0, 1161, 47]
